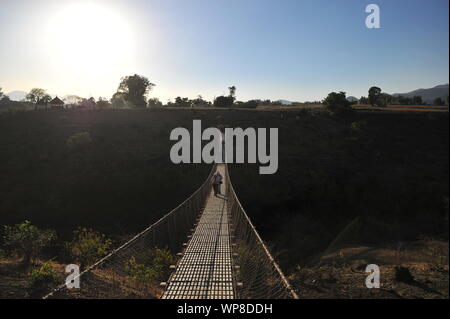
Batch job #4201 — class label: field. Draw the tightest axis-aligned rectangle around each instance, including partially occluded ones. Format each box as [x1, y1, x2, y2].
[0, 106, 448, 298]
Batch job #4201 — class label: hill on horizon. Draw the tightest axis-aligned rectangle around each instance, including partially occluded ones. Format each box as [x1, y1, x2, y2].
[6, 90, 27, 101]
[392, 84, 449, 103]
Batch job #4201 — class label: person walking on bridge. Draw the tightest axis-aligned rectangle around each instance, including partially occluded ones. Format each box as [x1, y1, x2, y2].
[211, 171, 223, 196]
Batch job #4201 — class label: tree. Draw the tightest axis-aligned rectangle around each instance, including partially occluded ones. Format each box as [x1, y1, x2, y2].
[228, 86, 236, 99]
[359, 96, 369, 104]
[378, 93, 392, 107]
[368, 86, 382, 106]
[323, 91, 353, 115]
[412, 95, 423, 105]
[433, 97, 444, 106]
[116, 74, 155, 108]
[214, 96, 234, 107]
[111, 92, 126, 108]
[0, 95, 10, 105]
[64, 95, 83, 107]
[3, 221, 56, 265]
[0, 87, 10, 105]
[96, 97, 111, 109]
[26, 88, 51, 110]
[148, 97, 163, 108]
[191, 95, 210, 107]
[26, 88, 49, 104]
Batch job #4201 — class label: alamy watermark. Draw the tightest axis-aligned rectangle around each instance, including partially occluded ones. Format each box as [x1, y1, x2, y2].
[365, 264, 380, 288]
[366, 4, 381, 29]
[170, 120, 278, 174]
[65, 264, 80, 289]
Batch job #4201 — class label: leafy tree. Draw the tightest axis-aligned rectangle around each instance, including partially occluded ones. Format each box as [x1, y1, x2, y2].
[0, 94, 10, 105]
[378, 93, 392, 107]
[214, 96, 234, 107]
[236, 100, 258, 108]
[66, 227, 112, 269]
[3, 221, 56, 264]
[174, 96, 191, 107]
[412, 95, 423, 105]
[433, 97, 444, 106]
[191, 95, 210, 107]
[359, 96, 369, 104]
[26, 88, 51, 107]
[26, 88, 52, 110]
[116, 74, 155, 108]
[228, 86, 236, 99]
[0, 87, 9, 104]
[368, 86, 382, 106]
[96, 97, 111, 109]
[64, 95, 83, 107]
[111, 92, 126, 108]
[323, 91, 352, 115]
[148, 97, 163, 108]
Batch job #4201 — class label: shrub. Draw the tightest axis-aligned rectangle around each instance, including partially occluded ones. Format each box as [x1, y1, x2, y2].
[3, 221, 56, 264]
[124, 257, 158, 283]
[124, 248, 176, 282]
[151, 248, 176, 280]
[238, 100, 258, 109]
[66, 227, 112, 269]
[214, 96, 234, 108]
[351, 120, 367, 132]
[29, 263, 60, 296]
[148, 97, 163, 108]
[66, 132, 92, 150]
[323, 92, 353, 116]
[96, 98, 111, 109]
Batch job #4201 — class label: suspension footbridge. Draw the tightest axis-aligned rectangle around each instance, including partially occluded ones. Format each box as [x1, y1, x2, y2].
[44, 164, 298, 299]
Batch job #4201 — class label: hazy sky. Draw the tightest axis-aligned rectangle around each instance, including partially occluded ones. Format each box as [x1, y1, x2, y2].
[0, 0, 448, 102]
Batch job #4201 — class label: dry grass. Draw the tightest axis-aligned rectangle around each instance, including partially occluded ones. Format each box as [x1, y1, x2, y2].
[291, 239, 449, 299]
[353, 104, 449, 113]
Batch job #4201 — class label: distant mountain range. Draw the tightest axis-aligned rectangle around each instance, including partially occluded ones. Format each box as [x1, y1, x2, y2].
[6, 90, 28, 101]
[277, 99, 293, 105]
[392, 84, 449, 103]
[346, 96, 358, 102]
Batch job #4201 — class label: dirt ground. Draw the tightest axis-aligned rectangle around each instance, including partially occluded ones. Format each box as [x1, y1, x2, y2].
[291, 239, 448, 299]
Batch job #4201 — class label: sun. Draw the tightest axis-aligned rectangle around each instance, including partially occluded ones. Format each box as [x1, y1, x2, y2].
[44, 3, 134, 76]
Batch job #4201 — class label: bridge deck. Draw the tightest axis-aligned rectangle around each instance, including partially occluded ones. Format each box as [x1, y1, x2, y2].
[162, 165, 234, 299]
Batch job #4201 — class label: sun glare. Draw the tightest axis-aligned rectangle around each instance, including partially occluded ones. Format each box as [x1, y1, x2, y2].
[44, 3, 134, 77]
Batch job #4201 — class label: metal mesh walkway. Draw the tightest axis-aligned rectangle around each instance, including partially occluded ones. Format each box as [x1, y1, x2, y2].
[161, 165, 234, 299]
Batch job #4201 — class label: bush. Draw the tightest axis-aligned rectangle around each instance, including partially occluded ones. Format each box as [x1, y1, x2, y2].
[66, 227, 112, 269]
[96, 99, 111, 109]
[124, 248, 176, 282]
[66, 132, 92, 150]
[148, 98, 163, 108]
[238, 100, 259, 109]
[124, 257, 158, 283]
[3, 221, 56, 264]
[29, 263, 60, 296]
[351, 120, 367, 132]
[323, 92, 353, 116]
[214, 96, 234, 108]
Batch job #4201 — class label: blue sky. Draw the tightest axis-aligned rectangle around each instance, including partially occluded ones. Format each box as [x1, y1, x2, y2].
[0, 0, 448, 102]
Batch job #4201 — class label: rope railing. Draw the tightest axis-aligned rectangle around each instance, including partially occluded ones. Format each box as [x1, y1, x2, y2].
[225, 164, 299, 299]
[43, 165, 216, 299]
